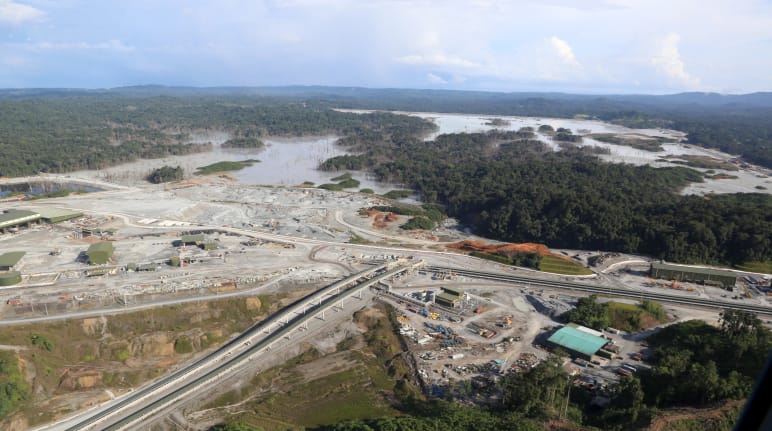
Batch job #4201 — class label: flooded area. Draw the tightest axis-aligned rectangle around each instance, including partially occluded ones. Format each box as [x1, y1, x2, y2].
[234, 136, 403, 192]
[339, 109, 772, 196]
[66, 111, 770, 196]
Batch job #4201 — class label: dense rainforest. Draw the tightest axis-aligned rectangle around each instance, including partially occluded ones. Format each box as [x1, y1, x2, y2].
[0, 95, 433, 177]
[328, 128, 772, 265]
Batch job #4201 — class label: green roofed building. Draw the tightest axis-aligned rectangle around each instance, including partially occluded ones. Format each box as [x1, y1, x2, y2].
[180, 234, 205, 245]
[0, 210, 41, 232]
[87, 242, 114, 265]
[651, 262, 737, 289]
[546, 324, 608, 360]
[0, 251, 25, 271]
[0, 271, 21, 286]
[31, 207, 83, 223]
[435, 292, 461, 308]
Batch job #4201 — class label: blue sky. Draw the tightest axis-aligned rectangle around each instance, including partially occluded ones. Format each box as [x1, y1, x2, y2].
[1, 0, 771, 93]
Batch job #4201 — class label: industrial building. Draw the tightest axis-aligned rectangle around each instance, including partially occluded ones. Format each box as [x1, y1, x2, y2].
[0, 271, 21, 287]
[650, 262, 737, 289]
[0, 251, 25, 271]
[176, 234, 217, 250]
[546, 323, 609, 360]
[435, 286, 464, 308]
[86, 242, 115, 265]
[0, 210, 42, 233]
[31, 207, 84, 223]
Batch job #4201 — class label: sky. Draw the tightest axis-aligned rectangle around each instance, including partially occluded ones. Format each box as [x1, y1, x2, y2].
[1, 0, 771, 94]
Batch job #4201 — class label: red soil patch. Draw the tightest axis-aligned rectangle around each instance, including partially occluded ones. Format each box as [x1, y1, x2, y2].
[448, 240, 552, 256]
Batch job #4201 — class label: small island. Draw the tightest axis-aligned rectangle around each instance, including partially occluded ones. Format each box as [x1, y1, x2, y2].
[194, 160, 260, 175]
[484, 118, 511, 127]
[221, 137, 265, 149]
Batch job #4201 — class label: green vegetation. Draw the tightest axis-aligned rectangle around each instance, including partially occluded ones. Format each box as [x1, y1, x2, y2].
[195, 160, 259, 175]
[30, 334, 55, 351]
[734, 260, 772, 274]
[147, 165, 183, 183]
[221, 137, 264, 149]
[348, 233, 373, 245]
[330, 172, 353, 182]
[360, 130, 771, 266]
[470, 250, 542, 270]
[359, 188, 374, 194]
[400, 216, 435, 230]
[590, 133, 672, 152]
[318, 172, 361, 191]
[642, 310, 770, 408]
[562, 295, 611, 330]
[381, 189, 413, 199]
[310, 402, 540, 431]
[484, 117, 510, 127]
[563, 295, 667, 332]
[0, 351, 30, 420]
[174, 336, 194, 354]
[554, 127, 582, 143]
[318, 183, 345, 191]
[0, 95, 433, 177]
[538, 255, 593, 275]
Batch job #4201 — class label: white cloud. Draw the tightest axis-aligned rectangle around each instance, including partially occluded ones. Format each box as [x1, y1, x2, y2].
[395, 53, 480, 69]
[26, 39, 135, 52]
[650, 32, 700, 88]
[0, 0, 43, 24]
[426, 72, 448, 84]
[549, 36, 580, 67]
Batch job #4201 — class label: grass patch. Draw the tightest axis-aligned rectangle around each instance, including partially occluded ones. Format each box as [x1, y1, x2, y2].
[331, 172, 353, 182]
[590, 133, 674, 152]
[607, 300, 666, 332]
[195, 159, 259, 175]
[538, 255, 593, 275]
[348, 233, 373, 245]
[381, 189, 413, 200]
[734, 260, 772, 274]
[359, 188, 374, 194]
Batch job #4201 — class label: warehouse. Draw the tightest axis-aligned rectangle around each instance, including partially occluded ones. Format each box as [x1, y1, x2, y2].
[180, 234, 205, 245]
[86, 242, 115, 265]
[546, 323, 609, 360]
[650, 262, 737, 289]
[0, 272, 21, 287]
[0, 209, 42, 233]
[31, 207, 84, 223]
[434, 286, 464, 308]
[0, 251, 25, 271]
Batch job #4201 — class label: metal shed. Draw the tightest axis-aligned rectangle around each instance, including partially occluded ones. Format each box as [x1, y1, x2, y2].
[546, 325, 608, 360]
[650, 262, 737, 289]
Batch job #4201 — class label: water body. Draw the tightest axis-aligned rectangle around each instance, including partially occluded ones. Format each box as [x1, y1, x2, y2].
[338, 109, 771, 195]
[0, 181, 103, 197]
[230, 136, 406, 193]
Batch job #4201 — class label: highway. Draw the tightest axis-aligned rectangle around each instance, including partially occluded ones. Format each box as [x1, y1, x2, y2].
[40, 261, 420, 431]
[426, 266, 772, 316]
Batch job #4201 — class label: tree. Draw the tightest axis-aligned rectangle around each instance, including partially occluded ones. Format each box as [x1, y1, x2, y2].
[562, 295, 610, 330]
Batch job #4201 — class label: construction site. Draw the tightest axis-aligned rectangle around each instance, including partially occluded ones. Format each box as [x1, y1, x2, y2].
[0, 175, 769, 430]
